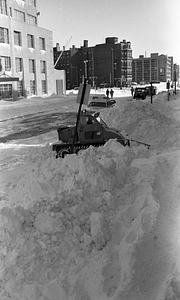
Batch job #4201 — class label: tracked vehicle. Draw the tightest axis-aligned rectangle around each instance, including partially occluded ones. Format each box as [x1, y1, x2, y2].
[52, 110, 130, 158]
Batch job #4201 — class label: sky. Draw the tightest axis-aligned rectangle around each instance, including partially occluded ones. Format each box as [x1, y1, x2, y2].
[37, 0, 180, 65]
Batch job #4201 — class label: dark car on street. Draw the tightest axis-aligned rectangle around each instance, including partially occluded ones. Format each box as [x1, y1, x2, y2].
[133, 87, 147, 100]
[145, 85, 157, 96]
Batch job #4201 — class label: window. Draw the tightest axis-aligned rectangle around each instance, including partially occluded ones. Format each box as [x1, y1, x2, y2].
[30, 80, 36, 95]
[159, 68, 165, 75]
[41, 80, 47, 94]
[39, 37, 45, 50]
[0, 27, 9, 43]
[14, 9, 25, 22]
[40, 60, 46, 73]
[29, 59, 35, 73]
[15, 58, 23, 72]
[0, 56, 11, 71]
[14, 31, 21, 46]
[0, 0, 7, 15]
[17, 81, 23, 97]
[27, 34, 34, 48]
[27, 0, 36, 6]
[4, 56, 11, 71]
[27, 14, 37, 25]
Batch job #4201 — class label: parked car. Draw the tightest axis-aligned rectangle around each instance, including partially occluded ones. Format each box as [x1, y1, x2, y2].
[99, 83, 110, 88]
[88, 99, 116, 108]
[133, 87, 147, 100]
[145, 85, 157, 96]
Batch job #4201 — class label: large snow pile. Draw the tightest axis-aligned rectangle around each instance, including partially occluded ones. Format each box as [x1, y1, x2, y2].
[100, 92, 180, 149]
[0, 91, 180, 300]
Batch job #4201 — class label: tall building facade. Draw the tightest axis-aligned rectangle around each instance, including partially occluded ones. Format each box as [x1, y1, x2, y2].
[0, 0, 65, 100]
[173, 63, 179, 86]
[132, 53, 173, 84]
[54, 37, 132, 89]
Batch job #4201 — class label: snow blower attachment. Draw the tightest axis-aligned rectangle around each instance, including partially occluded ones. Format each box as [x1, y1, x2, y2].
[52, 79, 150, 158]
[130, 139, 150, 149]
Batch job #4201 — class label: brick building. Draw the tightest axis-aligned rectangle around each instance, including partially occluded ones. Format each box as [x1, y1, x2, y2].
[0, 0, 65, 100]
[53, 37, 132, 89]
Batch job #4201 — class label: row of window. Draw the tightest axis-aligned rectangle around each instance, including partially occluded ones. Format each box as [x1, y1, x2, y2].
[0, 0, 36, 17]
[0, 80, 47, 99]
[12, 8, 37, 25]
[0, 27, 46, 50]
[17, 58, 46, 73]
[30, 80, 47, 95]
[0, 55, 46, 74]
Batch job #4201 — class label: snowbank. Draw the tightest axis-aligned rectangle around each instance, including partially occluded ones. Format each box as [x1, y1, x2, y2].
[100, 91, 180, 149]
[0, 91, 180, 299]
[0, 142, 160, 300]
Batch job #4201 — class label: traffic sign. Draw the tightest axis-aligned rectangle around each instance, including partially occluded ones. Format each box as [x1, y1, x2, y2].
[76, 83, 91, 105]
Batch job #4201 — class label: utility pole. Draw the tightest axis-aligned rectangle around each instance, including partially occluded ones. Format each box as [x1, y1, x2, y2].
[109, 73, 111, 86]
[167, 80, 170, 101]
[92, 52, 95, 88]
[111, 48, 114, 87]
[174, 64, 177, 94]
[150, 81, 160, 104]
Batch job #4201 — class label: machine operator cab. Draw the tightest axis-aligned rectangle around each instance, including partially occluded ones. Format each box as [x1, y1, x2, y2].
[79, 110, 105, 142]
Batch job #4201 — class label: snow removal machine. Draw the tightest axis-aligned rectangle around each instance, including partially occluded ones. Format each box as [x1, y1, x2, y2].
[52, 79, 150, 158]
[52, 110, 130, 158]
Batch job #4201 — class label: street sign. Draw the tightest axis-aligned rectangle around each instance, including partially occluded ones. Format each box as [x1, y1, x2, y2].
[76, 83, 91, 105]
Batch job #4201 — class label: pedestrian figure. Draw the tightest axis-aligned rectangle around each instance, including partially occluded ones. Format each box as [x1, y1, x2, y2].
[110, 89, 114, 99]
[131, 86, 134, 97]
[106, 89, 109, 99]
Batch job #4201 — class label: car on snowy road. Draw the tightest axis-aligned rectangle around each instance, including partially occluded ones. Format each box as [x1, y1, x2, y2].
[87, 95, 116, 109]
[133, 87, 147, 100]
[87, 99, 116, 109]
[145, 85, 157, 96]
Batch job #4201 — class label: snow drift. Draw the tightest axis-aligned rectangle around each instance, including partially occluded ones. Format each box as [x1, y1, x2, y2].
[0, 91, 180, 300]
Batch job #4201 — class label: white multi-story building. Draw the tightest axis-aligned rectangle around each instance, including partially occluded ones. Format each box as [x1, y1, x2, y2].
[132, 53, 174, 84]
[0, 0, 65, 100]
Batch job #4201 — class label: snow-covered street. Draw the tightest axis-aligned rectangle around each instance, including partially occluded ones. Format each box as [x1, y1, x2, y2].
[0, 88, 180, 300]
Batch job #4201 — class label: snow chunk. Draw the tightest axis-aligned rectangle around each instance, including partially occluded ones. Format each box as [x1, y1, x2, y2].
[83, 232, 92, 246]
[42, 280, 67, 300]
[103, 191, 115, 209]
[34, 212, 63, 234]
[0, 206, 22, 233]
[79, 150, 115, 193]
[20, 284, 42, 300]
[64, 153, 79, 173]
[90, 212, 110, 250]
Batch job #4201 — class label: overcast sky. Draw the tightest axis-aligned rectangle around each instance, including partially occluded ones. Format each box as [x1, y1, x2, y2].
[37, 0, 180, 65]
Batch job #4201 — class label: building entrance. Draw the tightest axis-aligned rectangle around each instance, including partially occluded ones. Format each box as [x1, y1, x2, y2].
[0, 84, 12, 100]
